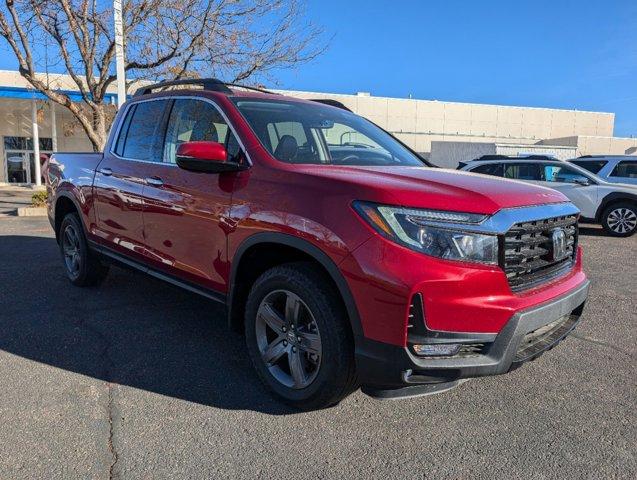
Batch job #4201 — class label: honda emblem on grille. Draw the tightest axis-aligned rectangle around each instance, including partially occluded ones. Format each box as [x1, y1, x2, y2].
[551, 228, 568, 261]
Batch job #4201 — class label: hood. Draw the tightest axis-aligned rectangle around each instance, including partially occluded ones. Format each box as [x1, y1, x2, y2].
[293, 165, 569, 215]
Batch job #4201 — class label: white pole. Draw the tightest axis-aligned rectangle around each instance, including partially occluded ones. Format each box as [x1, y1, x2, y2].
[31, 98, 42, 186]
[113, 0, 126, 108]
[51, 102, 58, 152]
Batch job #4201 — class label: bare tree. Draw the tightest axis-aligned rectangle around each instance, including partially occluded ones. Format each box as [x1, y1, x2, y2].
[0, 0, 324, 150]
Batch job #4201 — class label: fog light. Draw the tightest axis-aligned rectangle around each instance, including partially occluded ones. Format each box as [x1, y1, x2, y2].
[412, 343, 461, 357]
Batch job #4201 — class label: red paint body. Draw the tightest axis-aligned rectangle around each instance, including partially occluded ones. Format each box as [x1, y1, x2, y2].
[46, 89, 587, 351]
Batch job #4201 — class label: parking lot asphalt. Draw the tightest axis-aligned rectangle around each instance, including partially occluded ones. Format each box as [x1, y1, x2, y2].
[0, 216, 635, 479]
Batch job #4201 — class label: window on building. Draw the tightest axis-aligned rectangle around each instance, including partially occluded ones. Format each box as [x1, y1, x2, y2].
[610, 160, 637, 179]
[571, 160, 608, 174]
[4, 136, 53, 151]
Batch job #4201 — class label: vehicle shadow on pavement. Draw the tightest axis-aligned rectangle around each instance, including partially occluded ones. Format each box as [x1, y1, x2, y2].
[0, 235, 296, 415]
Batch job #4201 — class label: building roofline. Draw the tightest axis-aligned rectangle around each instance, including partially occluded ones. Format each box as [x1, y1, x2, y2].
[275, 88, 615, 116]
[0, 69, 616, 116]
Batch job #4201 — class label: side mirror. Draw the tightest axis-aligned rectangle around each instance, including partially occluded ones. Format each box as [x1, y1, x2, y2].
[176, 141, 245, 173]
[573, 177, 590, 186]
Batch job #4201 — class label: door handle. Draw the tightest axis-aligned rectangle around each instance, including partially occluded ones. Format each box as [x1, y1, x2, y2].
[145, 176, 164, 187]
[99, 167, 113, 176]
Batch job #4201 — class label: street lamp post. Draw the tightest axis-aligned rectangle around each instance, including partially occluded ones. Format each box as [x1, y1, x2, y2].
[113, 0, 126, 108]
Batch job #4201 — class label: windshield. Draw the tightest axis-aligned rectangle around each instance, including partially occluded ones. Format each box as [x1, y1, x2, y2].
[232, 98, 424, 167]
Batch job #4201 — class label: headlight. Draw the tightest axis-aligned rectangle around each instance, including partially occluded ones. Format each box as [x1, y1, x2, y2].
[353, 202, 498, 264]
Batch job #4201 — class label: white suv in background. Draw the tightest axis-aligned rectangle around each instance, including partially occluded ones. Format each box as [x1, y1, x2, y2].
[569, 156, 637, 185]
[459, 155, 637, 237]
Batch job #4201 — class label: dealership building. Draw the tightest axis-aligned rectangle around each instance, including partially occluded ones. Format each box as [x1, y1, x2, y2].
[1, 69, 636, 184]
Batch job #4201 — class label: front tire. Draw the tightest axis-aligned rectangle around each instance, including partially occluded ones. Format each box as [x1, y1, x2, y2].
[601, 203, 637, 237]
[245, 262, 357, 410]
[58, 213, 110, 286]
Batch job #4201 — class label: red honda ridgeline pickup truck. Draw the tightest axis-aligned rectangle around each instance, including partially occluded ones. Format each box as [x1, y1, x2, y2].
[46, 79, 589, 409]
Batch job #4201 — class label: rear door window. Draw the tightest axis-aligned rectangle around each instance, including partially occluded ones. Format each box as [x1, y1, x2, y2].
[571, 160, 608, 174]
[503, 163, 545, 181]
[610, 160, 637, 179]
[471, 163, 504, 176]
[118, 100, 170, 161]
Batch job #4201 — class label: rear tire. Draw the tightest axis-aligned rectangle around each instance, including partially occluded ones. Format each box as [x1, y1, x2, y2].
[601, 202, 637, 237]
[244, 262, 357, 410]
[58, 213, 110, 286]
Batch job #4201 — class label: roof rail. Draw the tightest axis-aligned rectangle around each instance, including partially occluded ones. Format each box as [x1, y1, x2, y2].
[310, 99, 352, 112]
[474, 154, 556, 161]
[475, 154, 511, 161]
[576, 154, 636, 159]
[134, 78, 232, 96]
[226, 83, 278, 95]
[133, 78, 279, 97]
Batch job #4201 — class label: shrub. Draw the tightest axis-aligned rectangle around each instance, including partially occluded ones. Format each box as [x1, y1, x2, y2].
[31, 190, 48, 207]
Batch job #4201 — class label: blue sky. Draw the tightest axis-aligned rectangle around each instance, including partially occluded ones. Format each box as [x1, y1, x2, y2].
[1, 0, 635, 136]
[275, 0, 637, 137]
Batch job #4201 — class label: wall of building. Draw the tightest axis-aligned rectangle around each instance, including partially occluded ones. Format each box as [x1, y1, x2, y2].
[279, 89, 616, 155]
[495, 143, 576, 160]
[539, 135, 637, 156]
[0, 69, 121, 95]
[429, 141, 496, 168]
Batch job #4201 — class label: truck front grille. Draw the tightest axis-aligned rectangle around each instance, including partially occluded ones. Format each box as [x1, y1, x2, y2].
[502, 214, 578, 292]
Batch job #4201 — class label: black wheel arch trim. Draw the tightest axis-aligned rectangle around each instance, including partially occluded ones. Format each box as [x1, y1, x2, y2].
[595, 192, 637, 222]
[228, 232, 364, 339]
[53, 191, 86, 239]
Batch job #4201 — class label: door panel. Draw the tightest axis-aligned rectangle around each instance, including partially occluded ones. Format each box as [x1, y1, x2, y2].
[92, 99, 170, 259]
[140, 98, 241, 292]
[93, 156, 147, 259]
[141, 164, 235, 291]
[537, 181, 598, 218]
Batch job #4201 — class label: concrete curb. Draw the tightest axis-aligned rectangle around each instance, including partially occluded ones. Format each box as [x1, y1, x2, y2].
[16, 206, 47, 217]
[0, 185, 46, 192]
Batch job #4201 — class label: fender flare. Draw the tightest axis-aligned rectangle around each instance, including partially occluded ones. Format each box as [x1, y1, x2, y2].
[595, 192, 637, 221]
[227, 232, 363, 338]
[53, 190, 87, 238]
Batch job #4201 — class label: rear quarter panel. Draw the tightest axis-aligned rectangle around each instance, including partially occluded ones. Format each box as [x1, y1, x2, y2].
[46, 152, 104, 236]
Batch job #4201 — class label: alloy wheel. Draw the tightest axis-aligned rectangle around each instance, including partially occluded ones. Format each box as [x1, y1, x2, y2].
[607, 207, 637, 234]
[255, 290, 322, 389]
[62, 224, 82, 277]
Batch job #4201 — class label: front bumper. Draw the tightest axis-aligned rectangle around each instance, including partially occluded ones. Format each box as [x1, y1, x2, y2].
[356, 279, 589, 396]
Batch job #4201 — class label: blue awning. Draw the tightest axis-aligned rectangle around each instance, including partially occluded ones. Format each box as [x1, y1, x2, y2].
[0, 85, 119, 103]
